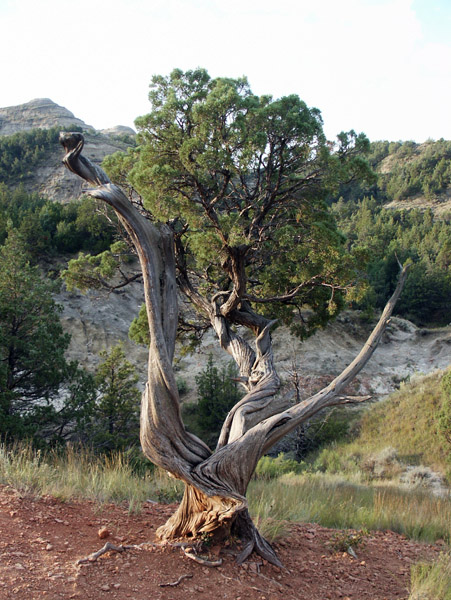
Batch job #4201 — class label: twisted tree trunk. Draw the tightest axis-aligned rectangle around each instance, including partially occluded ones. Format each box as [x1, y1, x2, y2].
[60, 133, 408, 566]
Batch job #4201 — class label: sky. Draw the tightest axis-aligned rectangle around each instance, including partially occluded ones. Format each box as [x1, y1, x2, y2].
[1, 0, 450, 143]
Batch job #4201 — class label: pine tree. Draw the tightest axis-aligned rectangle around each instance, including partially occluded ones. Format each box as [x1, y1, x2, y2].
[0, 230, 72, 439]
[85, 343, 140, 451]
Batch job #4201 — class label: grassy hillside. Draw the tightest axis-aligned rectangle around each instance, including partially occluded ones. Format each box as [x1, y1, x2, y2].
[312, 369, 450, 482]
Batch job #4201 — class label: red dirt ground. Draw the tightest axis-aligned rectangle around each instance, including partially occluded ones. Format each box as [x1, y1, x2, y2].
[0, 484, 445, 600]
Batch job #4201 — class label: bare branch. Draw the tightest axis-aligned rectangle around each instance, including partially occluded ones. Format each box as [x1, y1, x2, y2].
[259, 263, 411, 452]
[182, 546, 223, 567]
[159, 574, 193, 587]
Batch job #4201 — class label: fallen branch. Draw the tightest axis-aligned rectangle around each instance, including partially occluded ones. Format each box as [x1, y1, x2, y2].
[159, 574, 193, 587]
[182, 546, 223, 567]
[76, 542, 127, 564]
[76, 541, 159, 564]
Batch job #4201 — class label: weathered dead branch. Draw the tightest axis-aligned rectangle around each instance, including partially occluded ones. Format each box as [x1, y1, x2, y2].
[159, 574, 193, 587]
[182, 546, 223, 567]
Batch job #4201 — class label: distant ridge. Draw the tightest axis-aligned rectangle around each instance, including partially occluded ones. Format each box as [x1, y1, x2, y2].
[0, 98, 93, 136]
[0, 98, 135, 202]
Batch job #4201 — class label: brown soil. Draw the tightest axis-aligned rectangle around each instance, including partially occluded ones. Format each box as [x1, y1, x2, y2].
[0, 484, 445, 600]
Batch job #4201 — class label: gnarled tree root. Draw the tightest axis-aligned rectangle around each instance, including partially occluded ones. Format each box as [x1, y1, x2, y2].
[156, 485, 282, 567]
[156, 484, 240, 541]
[232, 510, 282, 567]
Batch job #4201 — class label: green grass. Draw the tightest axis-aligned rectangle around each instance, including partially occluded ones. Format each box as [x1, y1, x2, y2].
[0, 443, 183, 511]
[248, 472, 451, 544]
[409, 552, 451, 600]
[312, 369, 451, 482]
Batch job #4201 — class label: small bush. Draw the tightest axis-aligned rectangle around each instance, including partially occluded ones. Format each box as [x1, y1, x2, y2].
[255, 453, 304, 479]
[176, 377, 189, 397]
[329, 528, 369, 555]
[313, 446, 360, 475]
[362, 446, 402, 480]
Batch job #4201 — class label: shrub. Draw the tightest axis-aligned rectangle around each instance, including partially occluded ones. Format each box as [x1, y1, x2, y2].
[255, 453, 305, 479]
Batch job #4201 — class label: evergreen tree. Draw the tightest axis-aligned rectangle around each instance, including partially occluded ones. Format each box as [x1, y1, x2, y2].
[0, 230, 86, 439]
[195, 354, 242, 445]
[84, 343, 140, 451]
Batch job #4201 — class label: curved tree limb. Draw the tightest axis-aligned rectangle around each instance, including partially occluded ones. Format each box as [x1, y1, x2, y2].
[60, 133, 211, 479]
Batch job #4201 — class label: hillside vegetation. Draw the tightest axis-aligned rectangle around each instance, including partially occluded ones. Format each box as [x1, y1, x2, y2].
[0, 115, 450, 442]
[311, 368, 451, 482]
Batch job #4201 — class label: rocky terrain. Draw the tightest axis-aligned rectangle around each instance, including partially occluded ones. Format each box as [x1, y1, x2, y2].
[55, 273, 451, 404]
[0, 98, 135, 203]
[0, 484, 445, 600]
[0, 98, 92, 136]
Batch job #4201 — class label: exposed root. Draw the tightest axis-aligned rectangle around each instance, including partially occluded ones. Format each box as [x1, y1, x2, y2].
[76, 542, 127, 564]
[182, 546, 223, 567]
[76, 541, 158, 565]
[233, 510, 283, 568]
[156, 484, 240, 541]
[159, 574, 193, 587]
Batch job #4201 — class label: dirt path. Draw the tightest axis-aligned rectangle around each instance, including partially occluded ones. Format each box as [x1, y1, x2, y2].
[0, 484, 445, 600]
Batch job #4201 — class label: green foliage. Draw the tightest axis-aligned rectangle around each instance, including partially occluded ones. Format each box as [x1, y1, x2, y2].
[128, 303, 149, 345]
[176, 377, 189, 396]
[338, 139, 451, 204]
[82, 343, 141, 452]
[380, 139, 451, 201]
[182, 354, 242, 447]
[409, 552, 451, 600]
[0, 229, 93, 441]
[195, 355, 242, 444]
[61, 241, 131, 293]
[0, 184, 117, 260]
[0, 126, 81, 183]
[103, 68, 374, 338]
[332, 197, 451, 325]
[329, 528, 369, 554]
[255, 453, 305, 479]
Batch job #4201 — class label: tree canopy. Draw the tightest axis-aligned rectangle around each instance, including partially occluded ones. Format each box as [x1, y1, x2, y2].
[103, 68, 374, 340]
[0, 229, 81, 439]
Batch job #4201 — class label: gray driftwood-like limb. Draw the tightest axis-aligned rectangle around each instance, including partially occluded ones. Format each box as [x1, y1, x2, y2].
[60, 133, 408, 567]
[76, 542, 126, 564]
[182, 546, 223, 567]
[159, 574, 193, 587]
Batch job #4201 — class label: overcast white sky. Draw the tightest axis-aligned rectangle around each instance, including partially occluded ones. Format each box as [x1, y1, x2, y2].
[1, 0, 450, 142]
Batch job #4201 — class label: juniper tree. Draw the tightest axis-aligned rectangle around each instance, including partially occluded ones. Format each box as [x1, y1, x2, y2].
[60, 68, 408, 565]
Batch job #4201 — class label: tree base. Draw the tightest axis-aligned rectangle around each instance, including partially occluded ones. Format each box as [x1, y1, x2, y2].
[156, 484, 282, 567]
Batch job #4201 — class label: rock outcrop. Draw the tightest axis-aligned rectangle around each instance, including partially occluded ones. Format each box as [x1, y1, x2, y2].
[0, 98, 91, 136]
[0, 98, 135, 203]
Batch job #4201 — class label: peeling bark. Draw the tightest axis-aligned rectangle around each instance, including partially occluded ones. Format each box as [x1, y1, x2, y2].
[60, 133, 408, 565]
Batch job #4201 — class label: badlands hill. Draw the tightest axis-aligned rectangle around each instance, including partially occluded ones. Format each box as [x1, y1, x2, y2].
[0, 98, 135, 203]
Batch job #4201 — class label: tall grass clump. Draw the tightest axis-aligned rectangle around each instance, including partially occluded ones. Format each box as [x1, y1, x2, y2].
[248, 472, 451, 544]
[409, 552, 451, 600]
[0, 442, 183, 511]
